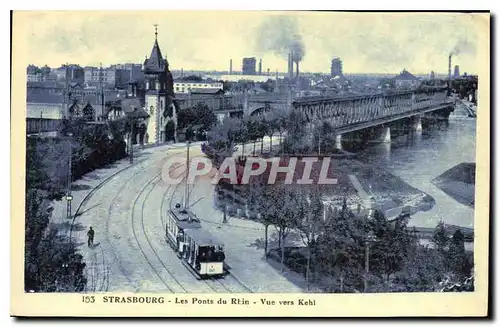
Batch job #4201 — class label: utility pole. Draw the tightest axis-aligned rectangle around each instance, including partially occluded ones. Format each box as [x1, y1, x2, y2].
[318, 132, 321, 156]
[129, 117, 134, 164]
[99, 63, 104, 122]
[364, 240, 370, 292]
[63, 63, 69, 119]
[66, 133, 73, 219]
[184, 140, 191, 210]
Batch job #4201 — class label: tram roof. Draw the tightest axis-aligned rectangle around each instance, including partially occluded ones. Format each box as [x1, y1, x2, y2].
[184, 228, 224, 246]
[170, 207, 201, 222]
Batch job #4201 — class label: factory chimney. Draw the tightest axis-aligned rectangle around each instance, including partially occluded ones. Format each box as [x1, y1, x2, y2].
[448, 54, 452, 81]
[448, 54, 452, 93]
[258, 59, 262, 75]
[295, 61, 299, 78]
[288, 52, 294, 79]
[230, 59, 233, 75]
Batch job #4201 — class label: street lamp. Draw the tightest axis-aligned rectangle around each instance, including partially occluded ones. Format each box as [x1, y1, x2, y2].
[66, 132, 73, 219]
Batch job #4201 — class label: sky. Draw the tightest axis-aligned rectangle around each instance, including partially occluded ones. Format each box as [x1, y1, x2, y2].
[16, 11, 486, 75]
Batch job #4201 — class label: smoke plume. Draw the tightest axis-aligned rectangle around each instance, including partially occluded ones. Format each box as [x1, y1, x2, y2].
[255, 15, 306, 62]
[450, 37, 476, 56]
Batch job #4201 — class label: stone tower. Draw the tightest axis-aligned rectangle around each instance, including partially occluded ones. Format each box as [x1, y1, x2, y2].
[142, 26, 177, 145]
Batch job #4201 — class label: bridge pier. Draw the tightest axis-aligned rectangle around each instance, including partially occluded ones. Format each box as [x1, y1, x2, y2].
[380, 126, 391, 143]
[335, 134, 343, 150]
[412, 114, 423, 132]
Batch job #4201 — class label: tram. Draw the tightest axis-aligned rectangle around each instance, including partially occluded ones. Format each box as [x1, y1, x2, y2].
[166, 203, 226, 279]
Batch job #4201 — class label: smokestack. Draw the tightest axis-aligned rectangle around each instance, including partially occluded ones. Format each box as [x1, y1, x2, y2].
[448, 54, 452, 80]
[288, 52, 294, 79]
[230, 59, 233, 75]
[448, 54, 452, 92]
[259, 59, 262, 75]
[267, 68, 270, 76]
[295, 61, 299, 77]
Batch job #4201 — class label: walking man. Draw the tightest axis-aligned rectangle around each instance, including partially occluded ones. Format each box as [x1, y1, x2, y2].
[87, 226, 95, 248]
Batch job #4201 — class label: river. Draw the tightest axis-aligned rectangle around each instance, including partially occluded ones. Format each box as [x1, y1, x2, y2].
[355, 102, 476, 230]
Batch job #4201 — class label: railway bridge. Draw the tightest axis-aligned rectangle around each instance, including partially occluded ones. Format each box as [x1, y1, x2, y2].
[27, 86, 455, 146]
[229, 86, 455, 147]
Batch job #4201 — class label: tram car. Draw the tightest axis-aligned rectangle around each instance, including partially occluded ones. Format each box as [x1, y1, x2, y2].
[166, 204, 226, 279]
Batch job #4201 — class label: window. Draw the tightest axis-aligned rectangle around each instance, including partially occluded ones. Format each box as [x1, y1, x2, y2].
[150, 106, 154, 115]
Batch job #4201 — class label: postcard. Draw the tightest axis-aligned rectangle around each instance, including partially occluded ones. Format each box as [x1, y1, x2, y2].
[11, 10, 490, 317]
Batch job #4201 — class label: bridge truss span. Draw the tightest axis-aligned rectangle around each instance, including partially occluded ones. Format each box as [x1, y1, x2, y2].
[292, 87, 453, 133]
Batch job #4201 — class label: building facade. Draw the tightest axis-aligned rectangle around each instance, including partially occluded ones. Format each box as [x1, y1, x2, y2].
[26, 65, 52, 82]
[53, 64, 85, 84]
[173, 80, 223, 94]
[242, 57, 257, 75]
[331, 57, 343, 77]
[453, 65, 460, 79]
[394, 69, 420, 89]
[84, 66, 130, 89]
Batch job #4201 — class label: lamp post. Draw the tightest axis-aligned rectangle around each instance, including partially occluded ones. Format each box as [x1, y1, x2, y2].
[66, 133, 73, 219]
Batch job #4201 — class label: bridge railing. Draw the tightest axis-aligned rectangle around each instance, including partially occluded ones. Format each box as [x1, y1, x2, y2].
[297, 88, 451, 129]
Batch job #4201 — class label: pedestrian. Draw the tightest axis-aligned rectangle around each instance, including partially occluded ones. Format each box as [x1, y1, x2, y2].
[222, 205, 228, 224]
[87, 226, 95, 248]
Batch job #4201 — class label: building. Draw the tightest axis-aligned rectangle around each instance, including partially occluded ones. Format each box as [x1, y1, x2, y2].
[53, 64, 85, 84]
[173, 80, 223, 94]
[242, 57, 257, 75]
[393, 69, 420, 89]
[84, 66, 130, 89]
[111, 63, 145, 84]
[26, 65, 52, 82]
[142, 26, 177, 144]
[453, 65, 460, 79]
[25, 84, 122, 120]
[331, 57, 343, 77]
[430, 71, 436, 80]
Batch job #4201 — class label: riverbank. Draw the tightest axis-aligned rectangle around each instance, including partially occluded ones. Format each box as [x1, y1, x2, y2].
[215, 155, 435, 221]
[432, 162, 475, 208]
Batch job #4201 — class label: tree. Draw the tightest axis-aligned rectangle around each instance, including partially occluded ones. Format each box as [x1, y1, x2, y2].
[448, 229, 473, 279]
[433, 221, 449, 255]
[273, 186, 301, 270]
[296, 187, 324, 288]
[368, 211, 417, 283]
[262, 112, 278, 153]
[205, 116, 242, 167]
[392, 246, 447, 292]
[25, 136, 88, 292]
[316, 201, 366, 292]
[247, 178, 278, 259]
[177, 103, 217, 139]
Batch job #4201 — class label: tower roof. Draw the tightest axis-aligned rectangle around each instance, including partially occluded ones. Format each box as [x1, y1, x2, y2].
[143, 25, 167, 73]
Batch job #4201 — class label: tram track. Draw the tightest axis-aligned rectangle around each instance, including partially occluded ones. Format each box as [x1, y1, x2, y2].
[132, 172, 189, 293]
[102, 152, 189, 292]
[161, 169, 254, 294]
[82, 145, 254, 294]
[103, 160, 162, 292]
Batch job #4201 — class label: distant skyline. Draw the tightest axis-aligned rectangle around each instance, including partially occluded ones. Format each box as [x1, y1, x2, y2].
[17, 11, 484, 75]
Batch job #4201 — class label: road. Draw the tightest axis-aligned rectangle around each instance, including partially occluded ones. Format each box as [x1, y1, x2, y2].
[71, 139, 301, 293]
